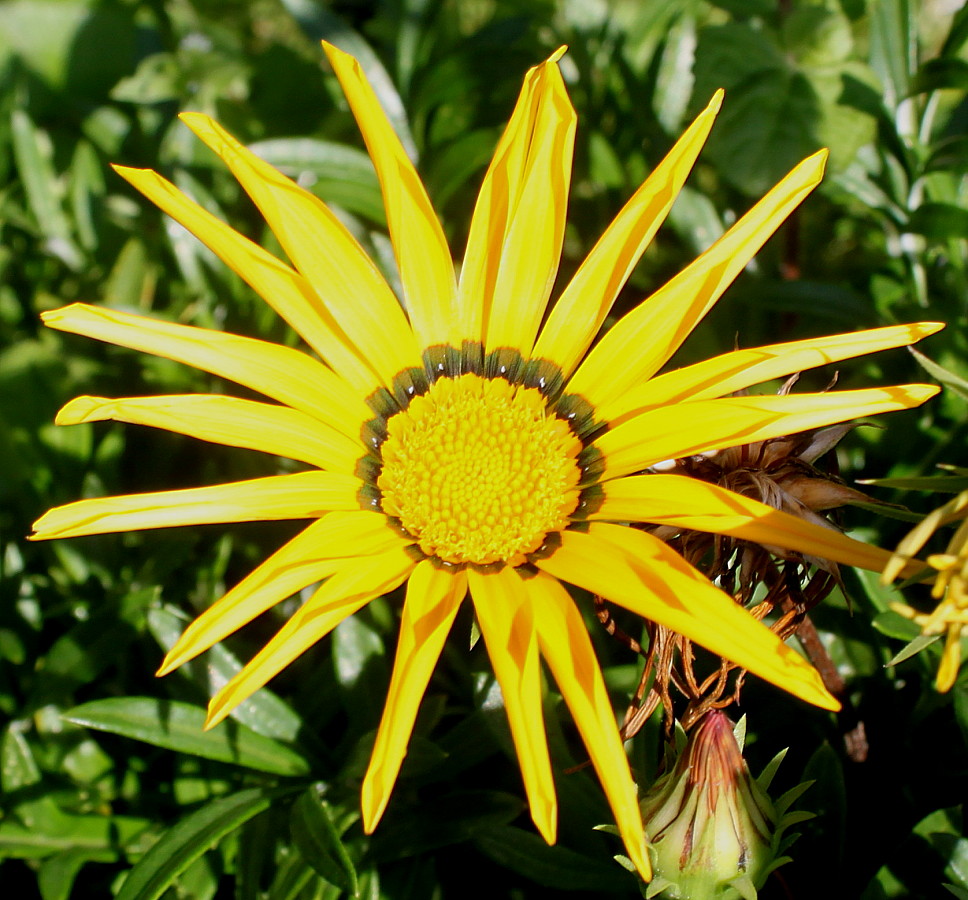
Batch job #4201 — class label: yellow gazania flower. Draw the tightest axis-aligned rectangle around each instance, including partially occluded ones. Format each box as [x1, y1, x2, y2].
[31, 44, 940, 879]
[884, 492, 968, 692]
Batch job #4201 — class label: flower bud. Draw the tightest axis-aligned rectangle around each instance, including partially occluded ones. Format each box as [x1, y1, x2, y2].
[639, 711, 780, 899]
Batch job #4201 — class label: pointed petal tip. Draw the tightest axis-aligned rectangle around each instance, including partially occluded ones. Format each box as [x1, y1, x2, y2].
[203, 701, 230, 731]
[915, 321, 946, 338]
[360, 776, 389, 835]
[155, 653, 180, 677]
[532, 802, 558, 846]
[707, 88, 725, 113]
[628, 838, 653, 883]
[55, 396, 102, 426]
[548, 45, 568, 63]
[111, 163, 148, 178]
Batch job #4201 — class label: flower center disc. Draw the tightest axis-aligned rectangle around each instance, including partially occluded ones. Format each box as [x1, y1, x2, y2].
[378, 373, 583, 566]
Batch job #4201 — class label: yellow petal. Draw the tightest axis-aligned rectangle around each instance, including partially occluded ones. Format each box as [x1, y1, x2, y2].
[457, 51, 569, 352]
[528, 571, 651, 881]
[538, 525, 839, 710]
[568, 151, 828, 407]
[533, 91, 723, 379]
[482, 60, 576, 362]
[600, 322, 945, 424]
[883, 491, 968, 583]
[468, 567, 557, 844]
[179, 112, 423, 386]
[30, 471, 362, 540]
[57, 394, 362, 474]
[323, 43, 457, 350]
[42, 304, 370, 439]
[594, 385, 939, 480]
[936, 627, 963, 692]
[112, 164, 379, 393]
[205, 546, 416, 728]
[159, 512, 409, 674]
[362, 563, 466, 832]
[592, 475, 898, 573]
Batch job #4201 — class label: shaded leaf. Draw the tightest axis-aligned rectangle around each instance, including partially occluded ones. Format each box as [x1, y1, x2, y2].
[290, 787, 359, 896]
[116, 787, 294, 900]
[63, 697, 311, 776]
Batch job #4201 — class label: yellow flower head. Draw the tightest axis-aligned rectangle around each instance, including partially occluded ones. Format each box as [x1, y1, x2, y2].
[884, 491, 968, 692]
[32, 44, 941, 880]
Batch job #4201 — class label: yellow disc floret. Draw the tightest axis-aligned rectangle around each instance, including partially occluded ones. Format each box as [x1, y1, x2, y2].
[378, 373, 583, 566]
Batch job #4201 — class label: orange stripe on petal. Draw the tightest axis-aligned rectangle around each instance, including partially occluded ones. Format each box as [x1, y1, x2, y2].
[159, 512, 409, 674]
[533, 91, 723, 379]
[569, 151, 828, 407]
[528, 572, 651, 880]
[205, 547, 416, 729]
[179, 112, 423, 385]
[30, 471, 363, 540]
[42, 304, 370, 439]
[112, 164, 379, 393]
[537, 525, 838, 711]
[324, 43, 457, 350]
[468, 567, 557, 844]
[362, 563, 466, 832]
[600, 322, 945, 424]
[594, 385, 939, 481]
[593, 475, 896, 573]
[57, 394, 363, 474]
[483, 62, 576, 362]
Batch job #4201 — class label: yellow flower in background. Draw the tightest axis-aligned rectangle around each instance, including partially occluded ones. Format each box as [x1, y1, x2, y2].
[884, 492, 968, 692]
[32, 44, 941, 878]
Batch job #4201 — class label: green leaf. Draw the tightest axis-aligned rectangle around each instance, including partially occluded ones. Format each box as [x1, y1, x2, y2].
[953, 682, 968, 751]
[370, 790, 523, 861]
[37, 849, 88, 900]
[290, 787, 359, 896]
[1, 726, 71, 834]
[873, 610, 924, 643]
[249, 138, 385, 223]
[907, 202, 968, 241]
[115, 787, 294, 900]
[10, 108, 82, 269]
[146, 605, 308, 748]
[280, 0, 418, 161]
[911, 58, 968, 95]
[886, 632, 942, 667]
[0, 815, 149, 861]
[909, 347, 968, 401]
[802, 743, 847, 869]
[473, 825, 635, 891]
[63, 697, 312, 776]
[859, 474, 968, 494]
[869, 0, 916, 107]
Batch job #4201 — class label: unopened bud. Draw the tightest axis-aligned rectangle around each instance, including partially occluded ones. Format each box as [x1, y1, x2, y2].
[639, 711, 781, 899]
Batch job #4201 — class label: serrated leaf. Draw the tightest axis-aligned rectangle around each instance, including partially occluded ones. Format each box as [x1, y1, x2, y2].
[116, 787, 292, 900]
[290, 788, 359, 896]
[63, 697, 311, 776]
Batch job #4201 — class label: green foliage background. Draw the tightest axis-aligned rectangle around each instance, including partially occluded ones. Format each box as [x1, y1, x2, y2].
[1, 0, 967, 897]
